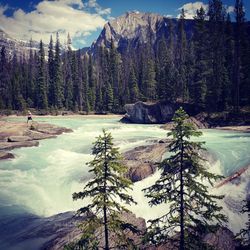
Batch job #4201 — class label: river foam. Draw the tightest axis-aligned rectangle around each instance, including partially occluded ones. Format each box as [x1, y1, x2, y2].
[0, 117, 249, 236]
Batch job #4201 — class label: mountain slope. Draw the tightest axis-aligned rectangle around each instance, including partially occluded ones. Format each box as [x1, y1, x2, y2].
[91, 11, 194, 54]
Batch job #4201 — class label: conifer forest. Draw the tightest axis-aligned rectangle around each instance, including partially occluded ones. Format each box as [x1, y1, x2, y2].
[0, 0, 250, 250]
[0, 0, 249, 114]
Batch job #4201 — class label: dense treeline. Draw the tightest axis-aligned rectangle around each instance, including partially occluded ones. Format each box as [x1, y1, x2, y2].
[0, 0, 249, 113]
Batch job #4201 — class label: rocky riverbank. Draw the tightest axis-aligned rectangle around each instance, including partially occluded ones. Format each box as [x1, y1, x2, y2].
[0, 120, 72, 160]
[122, 101, 250, 131]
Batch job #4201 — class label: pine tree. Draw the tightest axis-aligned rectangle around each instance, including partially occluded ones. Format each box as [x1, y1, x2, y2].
[95, 85, 103, 112]
[11, 53, 27, 110]
[0, 46, 11, 109]
[88, 54, 96, 111]
[223, 14, 234, 109]
[165, 19, 178, 102]
[72, 130, 138, 249]
[177, 9, 189, 102]
[156, 36, 168, 101]
[104, 82, 114, 112]
[191, 7, 209, 108]
[109, 39, 121, 111]
[143, 107, 227, 250]
[48, 35, 55, 106]
[236, 198, 250, 248]
[64, 38, 74, 110]
[140, 43, 157, 102]
[128, 62, 139, 103]
[54, 32, 64, 108]
[207, 0, 229, 111]
[235, 0, 249, 108]
[76, 49, 84, 111]
[36, 40, 48, 110]
[27, 39, 35, 107]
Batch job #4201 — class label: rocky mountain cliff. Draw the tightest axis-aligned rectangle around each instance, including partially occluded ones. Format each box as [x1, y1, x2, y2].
[0, 29, 43, 60]
[0, 29, 69, 60]
[91, 11, 194, 54]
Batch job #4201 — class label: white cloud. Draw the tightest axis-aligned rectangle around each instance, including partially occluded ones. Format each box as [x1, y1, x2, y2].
[177, 1, 208, 19]
[226, 6, 235, 14]
[86, 0, 111, 15]
[0, 0, 111, 46]
[164, 14, 173, 18]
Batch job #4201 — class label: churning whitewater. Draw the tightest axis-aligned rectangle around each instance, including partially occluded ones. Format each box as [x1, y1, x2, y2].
[0, 116, 249, 234]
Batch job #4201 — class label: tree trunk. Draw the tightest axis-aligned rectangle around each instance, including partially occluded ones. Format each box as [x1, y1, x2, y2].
[180, 141, 185, 250]
[103, 140, 109, 250]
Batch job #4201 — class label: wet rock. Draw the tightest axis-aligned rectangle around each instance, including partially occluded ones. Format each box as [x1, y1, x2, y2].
[23, 130, 56, 140]
[123, 101, 205, 125]
[204, 227, 236, 250]
[7, 136, 32, 142]
[0, 121, 73, 160]
[0, 151, 15, 160]
[31, 123, 73, 135]
[0, 141, 39, 150]
[123, 101, 175, 124]
[123, 143, 168, 182]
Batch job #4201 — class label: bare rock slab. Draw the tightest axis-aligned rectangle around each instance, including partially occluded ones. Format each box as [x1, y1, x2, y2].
[123, 142, 168, 182]
[7, 136, 32, 142]
[0, 151, 15, 160]
[0, 141, 39, 151]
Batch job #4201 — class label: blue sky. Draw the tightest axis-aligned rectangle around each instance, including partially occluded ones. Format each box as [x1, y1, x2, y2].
[0, 0, 249, 49]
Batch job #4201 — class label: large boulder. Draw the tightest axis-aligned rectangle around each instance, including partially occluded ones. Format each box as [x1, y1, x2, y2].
[123, 142, 169, 182]
[123, 101, 202, 124]
[123, 101, 175, 124]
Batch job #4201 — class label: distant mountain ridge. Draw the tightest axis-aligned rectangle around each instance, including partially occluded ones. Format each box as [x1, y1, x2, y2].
[0, 29, 44, 59]
[0, 29, 71, 60]
[91, 11, 195, 54]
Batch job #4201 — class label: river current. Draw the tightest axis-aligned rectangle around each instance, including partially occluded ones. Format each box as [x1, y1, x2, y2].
[0, 116, 249, 249]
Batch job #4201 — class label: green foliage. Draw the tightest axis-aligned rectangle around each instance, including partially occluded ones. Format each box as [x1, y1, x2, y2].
[1, 0, 250, 112]
[36, 40, 48, 110]
[54, 32, 64, 109]
[143, 107, 227, 249]
[71, 130, 139, 249]
[191, 7, 209, 108]
[236, 198, 250, 247]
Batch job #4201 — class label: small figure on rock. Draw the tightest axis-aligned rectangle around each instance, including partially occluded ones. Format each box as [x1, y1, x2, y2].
[27, 110, 32, 124]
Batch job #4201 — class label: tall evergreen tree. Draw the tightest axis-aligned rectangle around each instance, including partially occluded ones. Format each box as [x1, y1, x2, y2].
[191, 7, 209, 108]
[236, 197, 250, 248]
[207, 0, 229, 111]
[10, 54, 21, 110]
[76, 49, 84, 111]
[223, 13, 234, 109]
[109, 39, 121, 111]
[156, 36, 168, 101]
[48, 35, 55, 106]
[128, 62, 139, 103]
[177, 9, 189, 102]
[143, 108, 227, 250]
[27, 39, 36, 107]
[166, 19, 178, 102]
[54, 32, 64, 108]
[82, 55, 90, 112]
[0, 46, 11, 109]
[140, 42, 157, 102]
[63, 35, 74, 110]
[88, 54, 96, 111]
[72, 130, 138, 249]
[36, 40, 48, 109]
[234, 0, 249, 108]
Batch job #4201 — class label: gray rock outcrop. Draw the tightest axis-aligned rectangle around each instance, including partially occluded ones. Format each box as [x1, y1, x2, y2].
[123, 101, 175, 124]
[123, 141, 169, 182]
